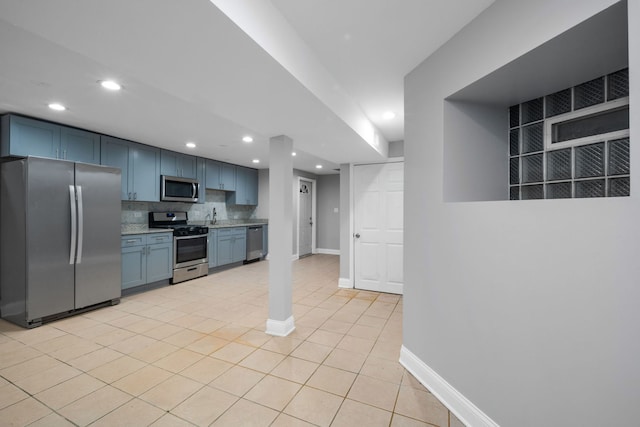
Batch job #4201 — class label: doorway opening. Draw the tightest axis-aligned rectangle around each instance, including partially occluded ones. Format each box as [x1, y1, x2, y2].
[297, 177, 316, 259]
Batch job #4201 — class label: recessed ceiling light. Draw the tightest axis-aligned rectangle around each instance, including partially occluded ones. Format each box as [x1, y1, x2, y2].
[242, 136, 253, 143]
[252, 159, 260, 164]
[48, 103, 66, 111]
[382, 111, 396, 120]
[185, 142, 196, 149]
[315, 164, 323, 169]
[291, 152, 297, 156]
[100, 80, 122, 91]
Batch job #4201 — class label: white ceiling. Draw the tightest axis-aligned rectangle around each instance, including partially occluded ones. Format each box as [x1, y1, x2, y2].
[0, 0, 494, 174]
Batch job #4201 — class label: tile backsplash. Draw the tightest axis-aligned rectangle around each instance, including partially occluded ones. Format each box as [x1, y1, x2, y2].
[122, 189, 257, 226]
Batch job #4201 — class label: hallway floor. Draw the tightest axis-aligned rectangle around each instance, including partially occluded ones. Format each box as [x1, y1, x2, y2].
[0, 255, 462, 426]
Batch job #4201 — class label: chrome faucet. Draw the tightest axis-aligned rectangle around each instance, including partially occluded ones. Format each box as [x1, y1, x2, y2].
[212, 207, 217, 225]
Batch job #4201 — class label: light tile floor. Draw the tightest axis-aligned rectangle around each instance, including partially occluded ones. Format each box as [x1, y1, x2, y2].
[0, 255, 464, 427]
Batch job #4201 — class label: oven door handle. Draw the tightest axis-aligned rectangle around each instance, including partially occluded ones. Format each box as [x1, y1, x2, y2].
[192, 183, 197, 200]
[174, 234, 208, 240]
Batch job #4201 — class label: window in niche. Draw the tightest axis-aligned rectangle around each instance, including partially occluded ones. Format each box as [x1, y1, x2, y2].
[508, 68, 629, 200]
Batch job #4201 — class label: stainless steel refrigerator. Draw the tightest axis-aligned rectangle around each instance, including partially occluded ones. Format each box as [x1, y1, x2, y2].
[0, 157, 121, 328]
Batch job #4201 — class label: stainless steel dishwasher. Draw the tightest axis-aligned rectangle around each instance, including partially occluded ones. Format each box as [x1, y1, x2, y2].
[246, 225, 264, 262]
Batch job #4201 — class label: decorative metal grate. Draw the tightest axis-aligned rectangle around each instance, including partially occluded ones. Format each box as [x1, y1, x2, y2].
[607, 68, 629, 101]
[574, 77, 605, 110]
[545, 89, 572, 118]
[522, 98, 543, 124]
[522, 154, 544, 184]
[575, 179, 605, 198]
[509, 105, 520, 128]
[546, 182, 572, 199]
[575, 143, 605, 179]
[510, 129, 520, 156]
[521, 185, 544, 200]
[522, 123, 544, 154]
[510, 158, 520, 185]
[609, 177, 630, 197]
[546, 148, 572, 181]
[608, 138, 630, 176]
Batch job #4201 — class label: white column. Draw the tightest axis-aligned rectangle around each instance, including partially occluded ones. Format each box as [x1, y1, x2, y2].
[265, 135, 295, 336]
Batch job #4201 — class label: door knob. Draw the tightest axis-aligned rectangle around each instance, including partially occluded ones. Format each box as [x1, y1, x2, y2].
[354, 233, 360, 238]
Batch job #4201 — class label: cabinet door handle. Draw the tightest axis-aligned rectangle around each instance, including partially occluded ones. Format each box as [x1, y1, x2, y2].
[56, 148, 60, 159]
[133, 192, 137, 200]
[63, 149, 67, 159]
[126, 239, 137, 243]
[128, 192, 132, 200]
[147, 246, 151, 255]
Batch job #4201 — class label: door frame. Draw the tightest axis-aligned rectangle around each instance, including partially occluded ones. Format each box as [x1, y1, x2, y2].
[296, 176, 317, 258]
[349, 158, 404, 289]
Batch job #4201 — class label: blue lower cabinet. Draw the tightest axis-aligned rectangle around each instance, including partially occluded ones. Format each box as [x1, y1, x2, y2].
[208, 229, 218, 268]
[121, 233, 172, 289]
[122, 245, 146, 289]
[216, 227, 246, 266]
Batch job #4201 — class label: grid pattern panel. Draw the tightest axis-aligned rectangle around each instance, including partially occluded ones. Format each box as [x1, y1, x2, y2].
[545, 89, 572, 118]
[522, 154, 543, 184]
[608, 138, 630, 176]
[509, 105, 520, 128]
[575, 143, 605, 178]
[575, 179, 605, 198]
[608, 68, 629, 101]
[609, 177, 630, 197]
[522, 123, 543, 154]
[508, 69, 629, 201]
[522, 98, 543, 124]
[521, 185, 544, 200]
[510, 158, 520, 185]
[574, 77, 605, 110]
[546, 149, 572, 181]
[510, 186, 519, 200]
[546, 182, 572, 199]
[510, 129, 520, 156]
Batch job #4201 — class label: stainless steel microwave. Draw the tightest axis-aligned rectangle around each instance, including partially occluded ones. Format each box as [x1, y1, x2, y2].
[161, 175, 200, 203]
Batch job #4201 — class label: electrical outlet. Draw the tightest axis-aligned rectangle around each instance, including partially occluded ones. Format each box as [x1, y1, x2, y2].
[333, 207, 339, 213]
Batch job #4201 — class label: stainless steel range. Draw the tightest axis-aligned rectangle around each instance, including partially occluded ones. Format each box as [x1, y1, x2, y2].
[149, 212, 209, 284]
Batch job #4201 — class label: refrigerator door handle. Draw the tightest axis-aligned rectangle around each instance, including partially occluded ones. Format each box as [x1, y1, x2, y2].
[69, 185, 77, 264]
[76, 186, 84, 264]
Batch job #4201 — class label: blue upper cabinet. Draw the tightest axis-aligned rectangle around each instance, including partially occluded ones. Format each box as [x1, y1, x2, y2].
[206, 159, 236, 191]
[1, 115, 60, 158]
[100, 136, 129, 199]
[0, 115, 100, 163]
[220, 163, 236, 191]
[60, 126, 100, 163]
[196, 157, 206, 204]
[101, 136, 160, 202]
[160, 150, 197, 179]
[227, 166, 258, 205]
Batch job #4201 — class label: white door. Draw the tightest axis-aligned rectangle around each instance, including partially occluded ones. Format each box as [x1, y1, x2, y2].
[299, 179, 313, 258]
[354, 162, 404, 294]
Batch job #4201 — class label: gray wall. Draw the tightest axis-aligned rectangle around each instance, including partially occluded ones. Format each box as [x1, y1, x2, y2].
[339, 164, 351, 281]
[388, 140, 404, 157]
[403, 0, 640, 426]
[316, 174, 340, 250]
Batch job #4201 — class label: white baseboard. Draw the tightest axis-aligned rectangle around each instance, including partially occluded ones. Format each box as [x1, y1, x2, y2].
[316, 248, 340, 256]
[338, 277, 353, 288]
[265, 316, 295, 337]
[399, 346, 499, 427]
